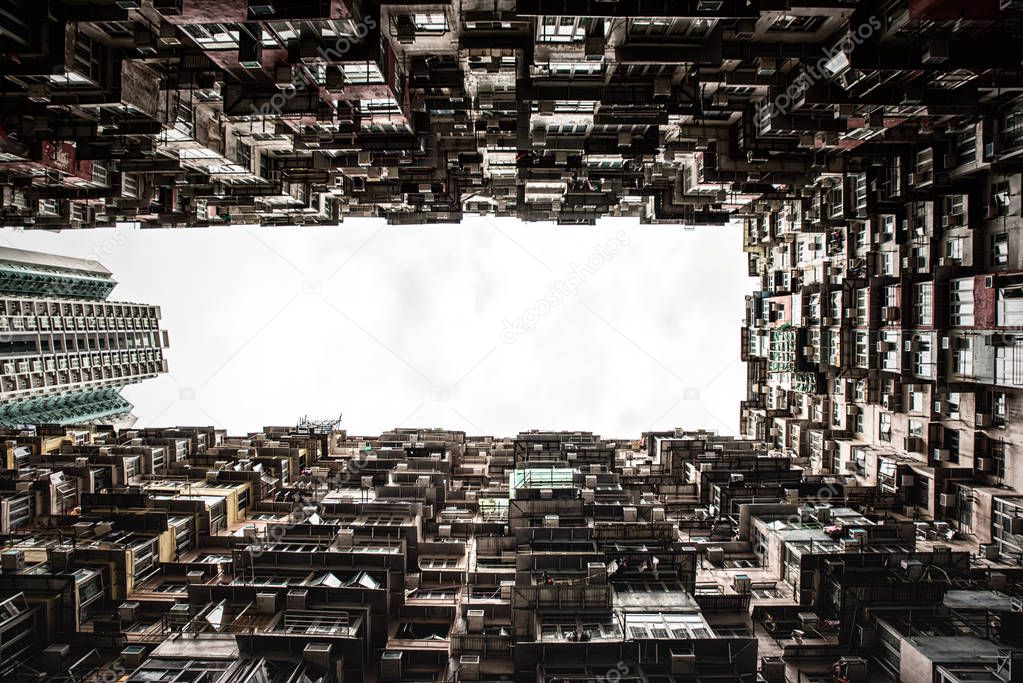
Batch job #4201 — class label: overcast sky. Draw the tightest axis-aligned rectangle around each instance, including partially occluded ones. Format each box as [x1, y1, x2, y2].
[0, 219, 754, 438]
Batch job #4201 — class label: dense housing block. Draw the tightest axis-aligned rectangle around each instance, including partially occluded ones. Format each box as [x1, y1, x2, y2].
[2, 0, 1023, 681]
[0, 423, 1019, 682]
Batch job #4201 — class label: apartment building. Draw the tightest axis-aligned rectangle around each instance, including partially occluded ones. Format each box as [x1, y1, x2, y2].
[0, 0, 1012, 229]
[0, 247, 169, 427]
[0, 0, 1022, 681]
[0, 421, 1017, 683]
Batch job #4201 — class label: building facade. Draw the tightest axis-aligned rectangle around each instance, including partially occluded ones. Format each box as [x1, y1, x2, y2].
[0, 1, 1017, 229]
[0, 423, 1019, 683]
[0, 247, 169, 426]
[1, 0, 1023, 682]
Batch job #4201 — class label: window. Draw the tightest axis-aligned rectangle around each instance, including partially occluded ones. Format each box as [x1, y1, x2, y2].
[181, 23, 241, 49]
[342, 62, 384, 85]
[264, 20, 300, 43]
[547, 61, 604, 78]
[993, 233, 1009, 266]
[768, 15, 825, 32]
[991, 181, 1012, 216]
[881, 250, 896, 275]
[830, 292, 842, 320]
[990, 440, 1007, 479]
[539, 16, 586, 42]
[953, 339, 974, 377]
[915, 283, 933, 326]
[413, 13, 447, 33]
[945, 429, 961, 463]
[945, 238, 964, 260]
[854, 332, 869, 368]
[235, 141, 251, 170]
[994, 391, 1007, 421]
[910, 390, 924, 413]
[947, 392, 961, 420]
[912, 335, 935, 379]
[950, 278, 975, 326]
[553, 100, 596, 114]
[1004, 105, 1023, 148]
[998, 285, 1023, 326]
[361, 98, 401, 116]
[879, 413, 892, 442]
[995, 340, 1023, 386]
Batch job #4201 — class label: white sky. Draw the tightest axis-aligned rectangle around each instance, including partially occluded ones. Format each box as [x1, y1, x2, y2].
[0, 219, 755, 438]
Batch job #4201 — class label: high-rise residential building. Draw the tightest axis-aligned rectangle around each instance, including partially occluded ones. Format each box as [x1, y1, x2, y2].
[0, 247, 168, 426]
[0, 420, 1018, 683]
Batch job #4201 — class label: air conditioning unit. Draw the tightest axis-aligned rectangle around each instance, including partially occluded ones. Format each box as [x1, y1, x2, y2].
[118, 602, 140, 624]
[120, 645, 147, 668]
[337, 528, 354, 547]
[1, 550, 24, 571]
[286, 589, 308, 611]
[799, 611, 819, 627]
[670, 651, 697, 675]
[256, 592, 278, 615]
[467, 609, 485, 633]
[854, 625, 876, 646]
[623, 506, 638, 522]
[707, 547, 725, 564]
[303, 642, 331, 669]
[459, 655, 481, 681]
[979, 544, 999, 560]
[762, 656, 785, 682]
[651, 506, 666, 522]
[438, 524, 452, 538]
[976, 458, 993, 473]
[940, 493, 956, 507]
[543, 514, 559, 528]
[380, 651, 403, 680]
[976, 413, 993, 427]
[733, 575, 752, 594]
[842, 538, 863, 551]
[933, 448, 951, 462]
